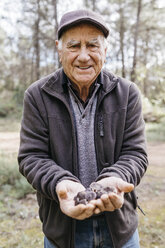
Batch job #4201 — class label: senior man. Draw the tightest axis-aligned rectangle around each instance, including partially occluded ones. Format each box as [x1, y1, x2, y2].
[18, 9, 148, 248]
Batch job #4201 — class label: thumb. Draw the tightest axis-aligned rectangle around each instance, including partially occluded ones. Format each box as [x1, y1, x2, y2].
[56, 184, 68, 199]
[118, 181, 134, 193]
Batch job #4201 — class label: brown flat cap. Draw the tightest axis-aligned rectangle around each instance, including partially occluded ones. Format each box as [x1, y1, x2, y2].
[58, 9, 109, 39]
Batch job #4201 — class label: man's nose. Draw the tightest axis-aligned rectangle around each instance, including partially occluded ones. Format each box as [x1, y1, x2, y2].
[77, 47, 90, 62]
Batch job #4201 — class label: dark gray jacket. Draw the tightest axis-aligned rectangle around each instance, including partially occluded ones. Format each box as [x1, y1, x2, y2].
[18, 68, 148, 248]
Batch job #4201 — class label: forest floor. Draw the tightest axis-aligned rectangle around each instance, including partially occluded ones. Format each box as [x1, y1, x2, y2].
[0, 130, 165, 248]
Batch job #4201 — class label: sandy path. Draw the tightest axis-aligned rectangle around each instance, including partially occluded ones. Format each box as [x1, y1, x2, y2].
[147, 142, 165, 166]
[0, 132, 20, 154]
[0, 132, 165, 163]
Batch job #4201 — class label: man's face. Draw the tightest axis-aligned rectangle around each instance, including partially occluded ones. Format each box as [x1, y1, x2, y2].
[57, 24, 107, 87]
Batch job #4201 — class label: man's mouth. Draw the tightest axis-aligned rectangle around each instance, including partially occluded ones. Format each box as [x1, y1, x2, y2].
[78, 66, 91, 70]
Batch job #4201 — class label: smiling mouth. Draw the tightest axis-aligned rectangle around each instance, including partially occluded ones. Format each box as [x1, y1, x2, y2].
[78, 66, 91, 70]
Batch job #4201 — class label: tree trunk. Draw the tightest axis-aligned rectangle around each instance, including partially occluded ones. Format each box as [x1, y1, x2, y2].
[119, 6, 126, 78]
[84, 0, 89, 8]
[52, 0, 60, 68]
[130, 0, 142, 82]
[143, 29, 150, 97]
[84, 0, 96, 10]
[34, 0, 41, 80]
[92, 0, 96, 11]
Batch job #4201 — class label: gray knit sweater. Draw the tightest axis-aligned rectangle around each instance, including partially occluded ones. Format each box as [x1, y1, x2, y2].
[68, 84, 100, 188]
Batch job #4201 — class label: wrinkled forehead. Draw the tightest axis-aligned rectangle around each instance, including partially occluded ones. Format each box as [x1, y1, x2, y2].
[61, 23, 105, 41]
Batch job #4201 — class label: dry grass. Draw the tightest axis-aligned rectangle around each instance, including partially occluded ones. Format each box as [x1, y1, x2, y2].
[137, 143, 165, 248]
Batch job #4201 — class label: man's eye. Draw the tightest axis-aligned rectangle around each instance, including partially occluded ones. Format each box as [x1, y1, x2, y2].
[69, 44, 79, 49]
[68, 44, 79, 51]
[88, 44, 99, 50]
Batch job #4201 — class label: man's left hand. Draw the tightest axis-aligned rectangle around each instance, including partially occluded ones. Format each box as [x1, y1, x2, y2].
[90, 177, 134, 214]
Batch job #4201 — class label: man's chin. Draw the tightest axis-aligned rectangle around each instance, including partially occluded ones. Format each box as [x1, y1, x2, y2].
[72, 73, 96, 84]
[75, 77, 95, 86]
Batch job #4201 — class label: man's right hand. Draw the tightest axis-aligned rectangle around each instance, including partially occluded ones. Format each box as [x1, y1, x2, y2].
[56, 180, 96, 220]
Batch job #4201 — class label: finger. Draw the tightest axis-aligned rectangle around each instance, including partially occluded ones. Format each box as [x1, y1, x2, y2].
[109, 193, 123, 209]
[89, 199, 97, 205]
[57, 184, 68, 199]
[94, 207, 101, 215]
[89, 200, 101, 214]
[73, 205, 94, 220]
[101, 194, 115, 211]
[70, 204, 87, 218]
[94, 198, 106, 212]
[59, 190, 67, 199]
[118, 181, 134, 193]
[83, 203, 95, 218]
[100, 194, 110, 207]
[77, 203, 96, 219]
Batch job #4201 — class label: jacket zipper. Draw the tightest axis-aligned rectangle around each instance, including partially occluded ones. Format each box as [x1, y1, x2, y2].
[94, 81, 118, 248]
[99, 114, 104, 137]
[94, 82, 118, 174]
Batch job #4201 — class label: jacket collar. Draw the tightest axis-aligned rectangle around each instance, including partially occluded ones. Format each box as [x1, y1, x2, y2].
[42, 68, 68, 95]
[42, 68, 119, 96]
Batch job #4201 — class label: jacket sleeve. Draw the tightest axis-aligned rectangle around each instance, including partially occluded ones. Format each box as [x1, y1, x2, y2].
[18, 89, 80, 201]
[96, 83, 148, 186]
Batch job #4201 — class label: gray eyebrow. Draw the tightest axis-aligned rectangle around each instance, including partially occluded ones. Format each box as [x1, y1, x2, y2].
[87, 39, 100, 46]
[66, 40, 80, 47]
[88, 38, 99, 44]
[66, 38, 101, 47]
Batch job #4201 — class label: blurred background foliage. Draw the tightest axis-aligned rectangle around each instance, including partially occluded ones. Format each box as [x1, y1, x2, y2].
[0, 0, 164, 123]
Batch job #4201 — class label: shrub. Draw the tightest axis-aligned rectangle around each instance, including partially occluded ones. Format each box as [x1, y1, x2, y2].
[0, 155, 20, 186]
[142, 96, 165, 123]
[0, 103, 15, 117]
[0, 154, 34, 199]
[146, 117, 165, 142]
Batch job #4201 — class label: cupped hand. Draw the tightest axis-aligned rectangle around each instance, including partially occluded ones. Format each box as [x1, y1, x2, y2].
[90, 177, 134, 214]
[56, 180, 96, 220]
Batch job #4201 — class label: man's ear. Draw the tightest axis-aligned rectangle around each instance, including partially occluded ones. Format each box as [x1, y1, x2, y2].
[55, 40, 59, 48]
[55, 40, 62, 63]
